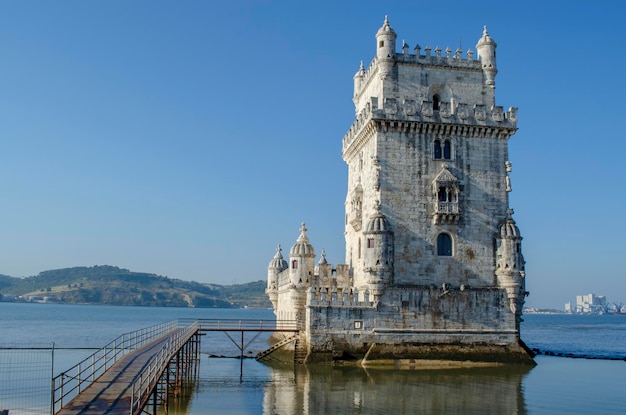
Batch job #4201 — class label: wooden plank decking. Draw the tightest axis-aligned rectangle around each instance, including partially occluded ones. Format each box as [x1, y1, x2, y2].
[56, 329, 185, 415]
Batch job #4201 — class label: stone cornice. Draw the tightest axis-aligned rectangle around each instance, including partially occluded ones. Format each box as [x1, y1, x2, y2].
[342, 120, 377, 162]
[343, 105, 518, 157]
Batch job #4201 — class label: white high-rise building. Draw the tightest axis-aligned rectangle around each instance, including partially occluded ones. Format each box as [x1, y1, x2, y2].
[575, 293, 607, 314]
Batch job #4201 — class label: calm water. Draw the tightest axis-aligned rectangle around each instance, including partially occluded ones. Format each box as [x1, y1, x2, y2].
[1, 303, 626, 414]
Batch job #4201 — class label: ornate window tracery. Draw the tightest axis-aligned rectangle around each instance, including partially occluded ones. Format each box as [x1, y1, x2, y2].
[432, 164, 460, 224]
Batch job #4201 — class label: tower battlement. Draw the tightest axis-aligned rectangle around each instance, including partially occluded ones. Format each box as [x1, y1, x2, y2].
[356, 46, 482, 95]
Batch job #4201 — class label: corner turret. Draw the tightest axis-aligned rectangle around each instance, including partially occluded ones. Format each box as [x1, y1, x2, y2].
[353, 61, 365, 103]
[476, 26, 498, 105]
[289, 223, 315, 287]
[266, 244, 287, 309]
[495, 209, 526, 326]
[375, 16, 397, 80]
[362, 202, 394, 299]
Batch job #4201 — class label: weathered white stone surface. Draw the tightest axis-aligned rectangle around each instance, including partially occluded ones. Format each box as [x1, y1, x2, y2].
[266, 18, 530, 364]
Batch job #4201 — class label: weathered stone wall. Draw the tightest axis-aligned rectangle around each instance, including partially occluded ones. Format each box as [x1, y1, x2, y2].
[304, 286, 529, 362]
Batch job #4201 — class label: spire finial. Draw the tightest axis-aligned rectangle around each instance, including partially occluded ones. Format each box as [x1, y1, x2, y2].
[318, 248, 328, 265]
[273, 244, 284, 260]
[483, 25, 489, 36]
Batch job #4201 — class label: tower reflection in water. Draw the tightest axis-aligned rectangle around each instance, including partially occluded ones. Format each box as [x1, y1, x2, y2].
[263, 363, 532, 414]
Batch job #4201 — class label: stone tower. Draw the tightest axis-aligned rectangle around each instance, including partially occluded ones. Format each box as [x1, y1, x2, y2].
[266, 18, 533, 365]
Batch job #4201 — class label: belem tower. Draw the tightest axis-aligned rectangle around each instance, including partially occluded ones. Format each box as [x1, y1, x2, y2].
[265, 17, 534, 365]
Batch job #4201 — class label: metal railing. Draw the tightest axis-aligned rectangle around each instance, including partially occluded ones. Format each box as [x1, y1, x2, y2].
[129, 321, 199, 415]
[52, 318, 296, 414]
[181, 318, 299, 332]
[52, 320, 178, 413]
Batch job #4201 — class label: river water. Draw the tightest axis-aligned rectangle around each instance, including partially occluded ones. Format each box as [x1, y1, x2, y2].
[1, 303, 626, 414]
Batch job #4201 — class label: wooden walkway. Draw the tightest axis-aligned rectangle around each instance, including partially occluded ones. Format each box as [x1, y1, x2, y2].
[53, 319, 298, 414]
[56, 328, 190, 415]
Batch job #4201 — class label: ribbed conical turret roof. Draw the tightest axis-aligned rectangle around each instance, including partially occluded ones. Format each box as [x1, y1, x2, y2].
[290, 222, 316, 257]
[476, 25, 497, 48]
[376, 16, 396, 38]
[268, 244, 288, 271]
[500, 209, 522, 239]
[365, 202, 392, 233]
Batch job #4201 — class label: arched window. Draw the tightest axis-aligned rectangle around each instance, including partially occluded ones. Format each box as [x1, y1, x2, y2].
[438, 186, 448, 201]
[437, 233, 453, 256]
[433, 95, 440, 110]
[443, 140, 451, 160]
[292, 260, 298, 269]
[434, 139, 442, 159]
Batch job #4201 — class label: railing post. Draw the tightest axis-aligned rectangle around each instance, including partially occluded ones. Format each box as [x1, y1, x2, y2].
[59, 373, 64, 410]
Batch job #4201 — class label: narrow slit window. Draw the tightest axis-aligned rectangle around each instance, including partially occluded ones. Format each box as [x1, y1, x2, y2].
[367, 238, 375, 248]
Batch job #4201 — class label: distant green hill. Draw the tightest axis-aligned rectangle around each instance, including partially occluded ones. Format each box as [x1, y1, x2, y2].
[0, 265, 271, 309]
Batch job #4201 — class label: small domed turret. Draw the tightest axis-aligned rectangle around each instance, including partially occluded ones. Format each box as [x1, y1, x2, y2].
[375, 16, 397, 80]
[266, 244, 286, 310]
[353, 60, 365, 102]
[375, 16, 397, 57]
[290, 222, 315, 258]
[362, 202, 394, 298]
[496, 209, 526, 324]
[289, 223, 316, 287]
[365, 207, 391, 233]
[476, 26, 498, 97]
[268, 244, 288, 271]
[500, 215, 521, 239]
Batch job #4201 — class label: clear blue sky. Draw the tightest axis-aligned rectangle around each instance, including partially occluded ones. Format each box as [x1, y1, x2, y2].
[1, 1, 624, 309]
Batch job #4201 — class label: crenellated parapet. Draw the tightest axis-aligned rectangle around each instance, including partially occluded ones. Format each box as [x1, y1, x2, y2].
[343, 103, 518, 154]
[354, 45, 481, 98]
[307, 286, 376, 308]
